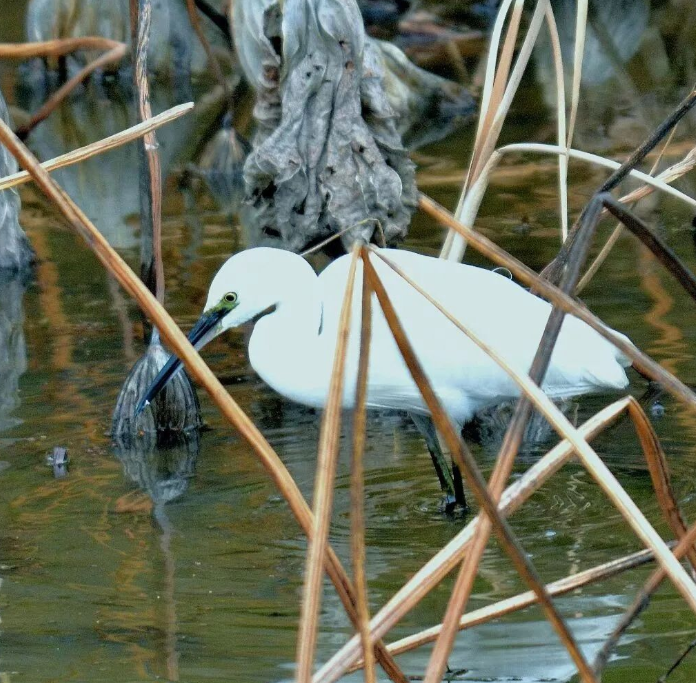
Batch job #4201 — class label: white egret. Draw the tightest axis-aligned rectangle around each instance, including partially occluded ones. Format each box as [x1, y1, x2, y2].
[136, 247, 632, 507]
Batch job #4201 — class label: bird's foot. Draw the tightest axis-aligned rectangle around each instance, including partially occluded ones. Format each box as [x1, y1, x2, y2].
[440, 493, 468, 516]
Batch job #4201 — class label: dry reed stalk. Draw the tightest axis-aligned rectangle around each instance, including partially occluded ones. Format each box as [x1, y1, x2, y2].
[350, 543, 668, 665]
[0, 103, 194, 191]
[0, 119, 408, 683]
[441, 0, 523, 258]
[442, 138, 696, 280]
[371, 248, 696, 672]
[313, 398, 631, 683]
[593, 520, 696, 676]
[417, 192, 696, 413]
[627, 400, 696, 573]
[362, 253, 598, 683]
[566, 0, 587, 150]
[542, 3, 569, 241]
[0, 37, 123, 59]
[467, 0, 524, 187]
[444, 0, 549, 261]
[619, 144, 696, 206]
[478, 143, 696, 209]
[15, 43, 127, 139]
[295, 246, 360, 683]
[351, 259, 377, 683]
[131, 0, 163, 304]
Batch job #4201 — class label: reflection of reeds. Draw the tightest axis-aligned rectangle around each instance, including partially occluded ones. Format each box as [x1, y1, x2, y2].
[0, 38, 127, 138]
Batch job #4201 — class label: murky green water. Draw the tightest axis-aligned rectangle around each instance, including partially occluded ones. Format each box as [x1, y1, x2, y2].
[3, 3, 696, 682]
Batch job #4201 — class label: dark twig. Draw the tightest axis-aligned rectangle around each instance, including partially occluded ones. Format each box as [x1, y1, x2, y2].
[185, 0, 231, 103]
[194, 0, 233, 45]
[603, 195, 696, 301]
[130, 0, 164, 312]
[658, 636, 696, 682]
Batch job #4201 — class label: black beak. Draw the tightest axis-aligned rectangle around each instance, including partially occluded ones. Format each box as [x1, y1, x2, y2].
[134, 308, 225, 416]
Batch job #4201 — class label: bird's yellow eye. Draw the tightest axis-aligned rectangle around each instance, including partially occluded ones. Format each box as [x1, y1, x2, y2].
[223, 292, 238, 304]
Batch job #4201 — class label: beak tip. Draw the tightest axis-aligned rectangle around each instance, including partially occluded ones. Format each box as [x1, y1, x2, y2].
[134, 399, 150, 417]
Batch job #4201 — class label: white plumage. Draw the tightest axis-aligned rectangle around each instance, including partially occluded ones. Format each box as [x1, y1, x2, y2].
[138, 246, 632, 506]
[204, 247, 631, 427]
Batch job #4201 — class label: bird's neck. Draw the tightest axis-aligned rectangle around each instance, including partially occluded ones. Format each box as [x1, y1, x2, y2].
[247, 269, 327, 406]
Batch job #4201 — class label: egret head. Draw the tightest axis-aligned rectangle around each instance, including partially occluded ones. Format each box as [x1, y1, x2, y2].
[135, 248, 312, 416]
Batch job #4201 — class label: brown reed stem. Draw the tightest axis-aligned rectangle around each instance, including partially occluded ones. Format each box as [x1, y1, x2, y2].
[0, 103, 193, 191]
[349, 543, 671, 666]
[627, 400, 696, 574]
[0, 117, 407, 683]
[296, 246, 360, 683]
[351, 255, 377, 683]
[0, 37, 123, 59]
[362, 253, 597, 683]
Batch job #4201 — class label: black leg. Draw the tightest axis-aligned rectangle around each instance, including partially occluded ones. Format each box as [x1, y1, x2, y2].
[410, 412, 461, 509]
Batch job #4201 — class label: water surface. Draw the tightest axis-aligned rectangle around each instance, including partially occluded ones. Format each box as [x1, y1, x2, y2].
[2, 3, 696, 682]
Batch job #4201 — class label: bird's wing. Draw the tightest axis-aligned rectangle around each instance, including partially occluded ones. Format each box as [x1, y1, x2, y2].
[317, 249, 631, 422]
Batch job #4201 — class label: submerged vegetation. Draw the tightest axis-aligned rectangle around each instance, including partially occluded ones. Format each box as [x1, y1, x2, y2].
[2, 1, 696, 682]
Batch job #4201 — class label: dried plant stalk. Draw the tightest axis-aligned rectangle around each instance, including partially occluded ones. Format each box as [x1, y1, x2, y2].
[0, 37, 123, 59]
[487, 143, 696, 209]
[0, 103, 194, 191]
[313, 398, 631, 683]
[0, 118, 407, 683]
[627, 400, 696, 573]
[296, 246, 360, 683]
[350, 261, 377, 683]
[350, 543, 667, 665]
[362, 253, 597, 683]
[566, 0, 587, 148]
[444, 0, 549, 259]
[542, 3, 569, 241]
